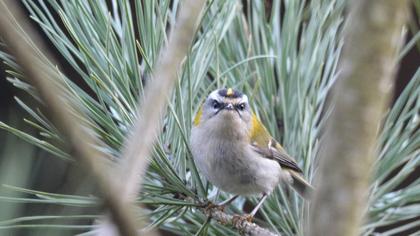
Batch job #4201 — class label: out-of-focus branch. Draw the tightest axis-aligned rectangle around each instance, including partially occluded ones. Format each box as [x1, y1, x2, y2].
[310, 1, 409, 236]
[0, 2, 145, 236]
[97, 0, 206, 234]
[117, 0, 206, 203]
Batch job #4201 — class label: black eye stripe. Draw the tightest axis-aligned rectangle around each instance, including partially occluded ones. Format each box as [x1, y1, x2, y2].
[235, 103, 246, 110]
[212, 100, 223, 109]
[212, 100, 219, 108]
[210, 99, 247, 112]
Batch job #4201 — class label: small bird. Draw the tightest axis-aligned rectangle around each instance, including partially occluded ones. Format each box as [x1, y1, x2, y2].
[190, 88, 313, 219]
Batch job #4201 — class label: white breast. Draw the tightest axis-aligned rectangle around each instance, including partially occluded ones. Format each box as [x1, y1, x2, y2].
[190, 124, 283, 196]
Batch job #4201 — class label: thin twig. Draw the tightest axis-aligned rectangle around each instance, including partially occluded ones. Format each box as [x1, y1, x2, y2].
[0, 2, 146, 236]
[310, 1, 409, 236]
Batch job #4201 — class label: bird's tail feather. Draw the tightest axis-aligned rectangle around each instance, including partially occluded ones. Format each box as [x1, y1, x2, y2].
[288, 170, 314, 200]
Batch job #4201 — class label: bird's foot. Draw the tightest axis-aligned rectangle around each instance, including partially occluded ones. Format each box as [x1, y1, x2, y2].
[203, 201, 225, 213]
[232, 214, 253, 225]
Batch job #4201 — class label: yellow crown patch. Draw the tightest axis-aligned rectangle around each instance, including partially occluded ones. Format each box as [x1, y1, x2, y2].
[226, 88, 234, 96]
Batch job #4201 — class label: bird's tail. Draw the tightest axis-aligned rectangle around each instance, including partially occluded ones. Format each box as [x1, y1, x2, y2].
[288, 170, 314, 200]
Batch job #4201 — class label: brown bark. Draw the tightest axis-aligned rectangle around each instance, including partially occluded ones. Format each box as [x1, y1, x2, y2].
[310, 1, 409, 236]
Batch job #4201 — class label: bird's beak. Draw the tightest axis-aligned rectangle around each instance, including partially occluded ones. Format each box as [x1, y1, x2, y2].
[224, 103, 234, 110]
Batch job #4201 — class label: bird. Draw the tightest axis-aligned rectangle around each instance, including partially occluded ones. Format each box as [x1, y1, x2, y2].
[190, 88, 313, 220]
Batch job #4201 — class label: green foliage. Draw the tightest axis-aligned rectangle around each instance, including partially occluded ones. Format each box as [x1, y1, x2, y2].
[0, 0, 418, 235]
[364, 69, 420, 235]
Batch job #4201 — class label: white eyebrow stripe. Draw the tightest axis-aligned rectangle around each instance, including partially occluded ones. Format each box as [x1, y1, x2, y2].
[208, 90, 222, 101]
[208, 89, 249, 104]
[207, 89, 248, 104]
[242, 95, 248, 104]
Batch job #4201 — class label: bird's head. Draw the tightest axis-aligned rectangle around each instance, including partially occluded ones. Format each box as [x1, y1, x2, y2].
[193, 88, 253, 137]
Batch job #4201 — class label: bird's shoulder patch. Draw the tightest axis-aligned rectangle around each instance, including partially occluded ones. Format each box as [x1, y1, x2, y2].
[193, 105, 203, 126]
[249, 113, 271, 147]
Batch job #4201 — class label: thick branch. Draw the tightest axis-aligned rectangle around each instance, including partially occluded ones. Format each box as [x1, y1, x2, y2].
[310, 1, 409, 236]
[0, 2, 147, 236]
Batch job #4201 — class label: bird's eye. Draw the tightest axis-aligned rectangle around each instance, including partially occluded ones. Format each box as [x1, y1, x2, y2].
[212, 100, 220, 109]
[237, 103, 246, 111]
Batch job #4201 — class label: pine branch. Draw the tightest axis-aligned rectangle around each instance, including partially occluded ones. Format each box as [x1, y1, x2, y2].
[203, 206, 280, 236]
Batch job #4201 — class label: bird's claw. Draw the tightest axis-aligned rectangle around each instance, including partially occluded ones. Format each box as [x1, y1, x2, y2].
[204, 202, 225, 213]
[232, 214, 254, 225]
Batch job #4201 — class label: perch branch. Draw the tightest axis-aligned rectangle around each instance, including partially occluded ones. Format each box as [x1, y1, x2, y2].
[310, 1, 409, 236]
[203, 206, 280, 236]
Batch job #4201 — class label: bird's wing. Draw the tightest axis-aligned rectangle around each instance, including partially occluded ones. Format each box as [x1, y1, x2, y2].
[248, 114, 313, 199]
[250, 142, 303, 173]
[249, 113, 302, 173]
